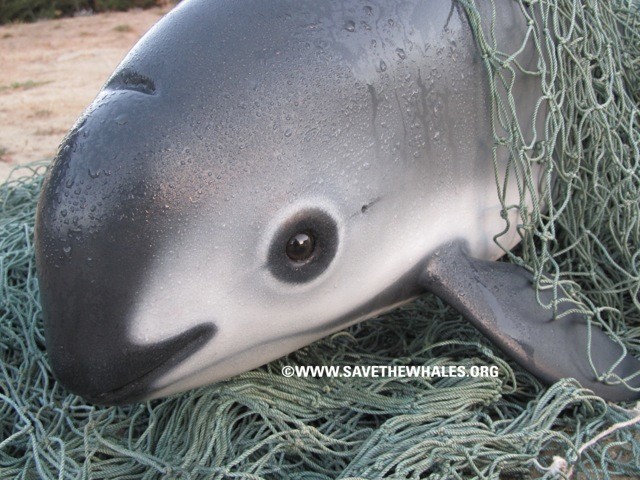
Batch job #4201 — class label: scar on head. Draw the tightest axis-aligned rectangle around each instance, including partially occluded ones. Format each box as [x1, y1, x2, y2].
[359, 197, 381, 215]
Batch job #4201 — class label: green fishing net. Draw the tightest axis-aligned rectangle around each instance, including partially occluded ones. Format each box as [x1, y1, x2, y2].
[465, 0, 640, 391]
[1, 0, 640, 478]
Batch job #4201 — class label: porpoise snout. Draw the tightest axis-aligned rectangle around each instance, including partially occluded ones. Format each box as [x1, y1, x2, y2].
[35, 87, 215, 405]
[43, 297, 214, 405]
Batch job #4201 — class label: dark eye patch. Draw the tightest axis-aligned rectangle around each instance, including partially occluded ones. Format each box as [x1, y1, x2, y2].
[268, 208, 338, 283]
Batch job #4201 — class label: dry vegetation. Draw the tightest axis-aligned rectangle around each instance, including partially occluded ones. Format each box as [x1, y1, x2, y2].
[0, 6, 173, 181]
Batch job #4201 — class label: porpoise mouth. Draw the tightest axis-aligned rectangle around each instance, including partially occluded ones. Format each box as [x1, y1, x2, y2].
[85, 364, 172, 406]
[51, 323, 216, 406]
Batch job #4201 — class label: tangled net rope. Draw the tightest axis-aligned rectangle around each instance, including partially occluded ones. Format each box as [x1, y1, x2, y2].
[462, 0, 640, 392]
[1, 0, 640, 478]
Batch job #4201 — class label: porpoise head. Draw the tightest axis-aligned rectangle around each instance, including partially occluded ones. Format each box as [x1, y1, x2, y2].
[35, 0, 640, 404]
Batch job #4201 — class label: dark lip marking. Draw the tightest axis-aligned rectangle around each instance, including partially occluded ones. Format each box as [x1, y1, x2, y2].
[85, 322, 216, 406]
[105, 68, 157, 95]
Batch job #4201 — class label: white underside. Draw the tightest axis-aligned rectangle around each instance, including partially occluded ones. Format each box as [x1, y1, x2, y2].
[129, 168, 535, 399]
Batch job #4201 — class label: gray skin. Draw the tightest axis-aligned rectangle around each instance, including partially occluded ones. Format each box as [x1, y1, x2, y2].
[35, 0, 640, 405]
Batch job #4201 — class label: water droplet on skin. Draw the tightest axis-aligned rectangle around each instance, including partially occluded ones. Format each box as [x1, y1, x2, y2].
[115, 114, 128, 125]
[344, 20, 356, 32]
[284, 128, 293, 137]
[379, 60, 387, 72]
[63, 245, 72, 256]
[363, 162, 371, 170]
[363, 5, 373, 15]
[388, 19, 394, 27]
[396, 48, 406, 60]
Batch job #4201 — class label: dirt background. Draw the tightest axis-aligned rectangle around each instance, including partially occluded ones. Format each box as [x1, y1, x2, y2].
[0, 6, 173, 181]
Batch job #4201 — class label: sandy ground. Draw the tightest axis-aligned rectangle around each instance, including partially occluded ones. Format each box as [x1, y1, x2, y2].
[0, 6, 174, 182]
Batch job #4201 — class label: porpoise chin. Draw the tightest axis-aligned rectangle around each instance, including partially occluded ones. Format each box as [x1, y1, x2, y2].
[35, 0, 640, 404]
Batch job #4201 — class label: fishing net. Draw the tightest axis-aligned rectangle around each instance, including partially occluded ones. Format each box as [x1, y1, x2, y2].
[463, 0, 640, 392]
[1, 0, 640, 478]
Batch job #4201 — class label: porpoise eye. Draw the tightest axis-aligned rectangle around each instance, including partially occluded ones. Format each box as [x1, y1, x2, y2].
[286, 231, 315, 262]
[268, 208, 338, 283]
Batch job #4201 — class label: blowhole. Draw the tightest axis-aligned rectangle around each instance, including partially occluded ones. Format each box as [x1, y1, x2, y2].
[106, 69, 156, 95]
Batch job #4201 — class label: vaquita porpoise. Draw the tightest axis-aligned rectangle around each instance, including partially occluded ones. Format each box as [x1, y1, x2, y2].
[34, 0, 640, 404]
